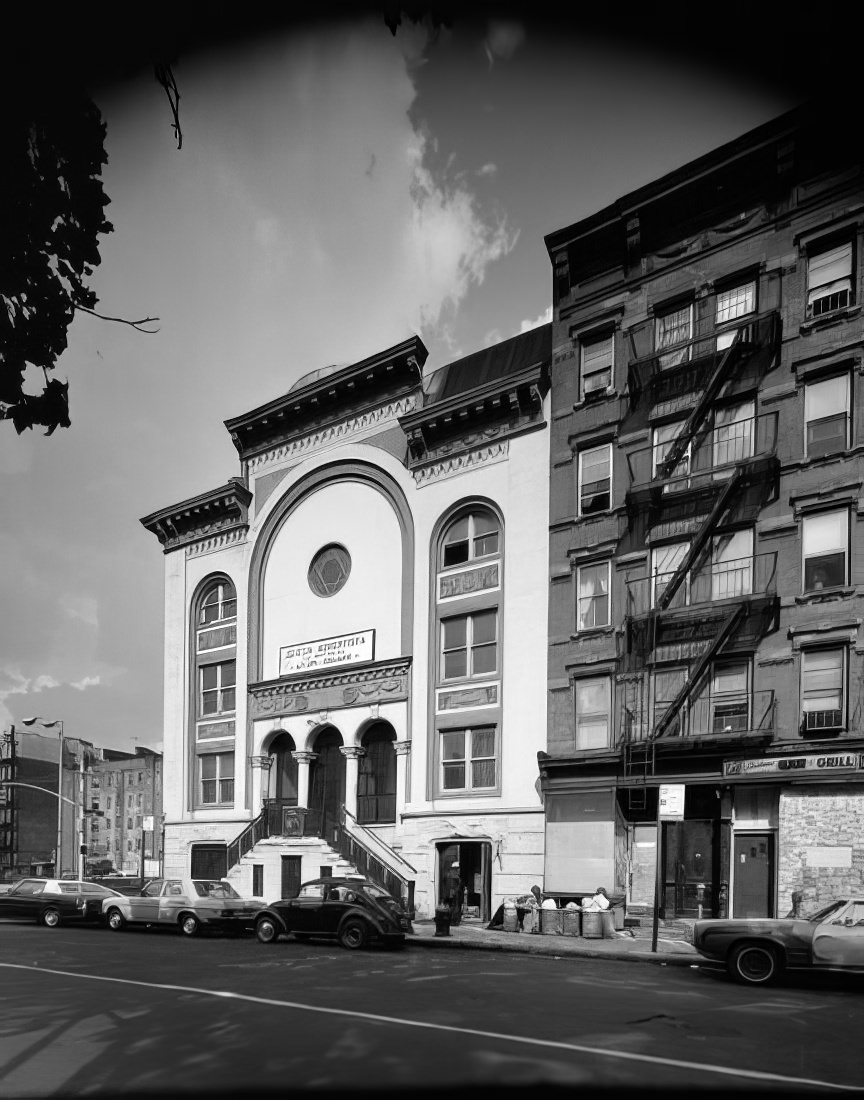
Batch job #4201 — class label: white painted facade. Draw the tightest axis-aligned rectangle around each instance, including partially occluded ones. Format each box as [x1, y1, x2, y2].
[144, 331, 551, 919]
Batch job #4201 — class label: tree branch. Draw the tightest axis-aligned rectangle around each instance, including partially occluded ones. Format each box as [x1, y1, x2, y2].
[154, 63, 182, 150]
[77, 306, 160, 333]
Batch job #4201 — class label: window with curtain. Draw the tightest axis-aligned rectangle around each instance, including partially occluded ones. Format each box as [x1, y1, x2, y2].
[655, 303, 693, 369]
[715, 281, 756, 350]
[440, 727, 497, 791]
[713, 402, 754, 467]
[708, 529, 753, 602]
[802, 510, 848, 590]
[651, 542, 689, 607]
[577, 562, 610, 630]
[651, 667, 687, 735]
[580, 332, 614, 396]
[801, 648, 845, 732]
[807, 242, 853, 317]
[200, 752, 235, 805]
[652, 422, 691, 482]
[575, 677, 612, 749]
[805, 375, 850, 458]
[578, 444, 611, 515]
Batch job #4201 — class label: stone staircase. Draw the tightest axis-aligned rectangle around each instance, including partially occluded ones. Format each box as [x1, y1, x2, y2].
[225, 835, 360, 899]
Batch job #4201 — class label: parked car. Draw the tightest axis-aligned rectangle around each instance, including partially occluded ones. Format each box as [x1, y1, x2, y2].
[89, 876, 148, 896]
[693, 898, 864, 985]
[0, 878, 124, 927]
[102, 877, 262, 937]
[253, 877, 408, 950]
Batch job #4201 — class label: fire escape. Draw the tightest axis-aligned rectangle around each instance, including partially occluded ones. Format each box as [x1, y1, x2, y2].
[619, 311, 781, 785]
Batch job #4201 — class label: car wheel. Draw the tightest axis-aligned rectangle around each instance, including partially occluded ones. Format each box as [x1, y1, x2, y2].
[729, 942, 782, 985]
[256, 917, 279, 944]
[180, 914, 201, 937]
[106, 907, 126, 931]
[338, 919, 369, 950]
[41, 907, 61, 928]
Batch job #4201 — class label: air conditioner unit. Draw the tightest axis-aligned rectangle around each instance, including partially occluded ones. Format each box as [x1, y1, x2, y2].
[801, 710, 843, 734]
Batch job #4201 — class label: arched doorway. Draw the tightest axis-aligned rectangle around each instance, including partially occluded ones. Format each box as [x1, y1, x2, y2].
[268, 731, 298, 804]
[358, 722, 396, 824]
[308, 727, 345, 833]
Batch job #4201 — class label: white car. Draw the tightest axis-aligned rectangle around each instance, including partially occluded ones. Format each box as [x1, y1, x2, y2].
[102, 877, 261, 937]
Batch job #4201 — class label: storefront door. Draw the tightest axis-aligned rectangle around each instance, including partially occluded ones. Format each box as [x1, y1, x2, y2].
[732, 833, 773, 918]
[628, 825, 657, 906]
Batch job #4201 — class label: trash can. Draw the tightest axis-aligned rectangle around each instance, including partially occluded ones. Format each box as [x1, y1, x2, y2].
[562, 908, 581, 936]
[601, 910, 616, 939]
[613, 905, 625, 931]
[582, 910, 602, 938]
[434, 905, 451, 937]
[524, 907, 540, 934]
[502, 908, 518, 933]
[541, 909, 564, 935]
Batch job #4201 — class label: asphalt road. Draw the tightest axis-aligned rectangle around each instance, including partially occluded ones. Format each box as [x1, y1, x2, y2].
[0, 921, 862, 1095]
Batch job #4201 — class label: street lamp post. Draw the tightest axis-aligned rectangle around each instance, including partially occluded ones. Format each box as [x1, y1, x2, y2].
[22, 718, 64, 875]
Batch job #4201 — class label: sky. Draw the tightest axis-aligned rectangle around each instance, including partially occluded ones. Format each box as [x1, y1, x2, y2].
[0, 11, 803, 754]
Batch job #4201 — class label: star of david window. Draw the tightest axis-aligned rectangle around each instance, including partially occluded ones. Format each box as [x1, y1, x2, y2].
[308, 544, 351, 597]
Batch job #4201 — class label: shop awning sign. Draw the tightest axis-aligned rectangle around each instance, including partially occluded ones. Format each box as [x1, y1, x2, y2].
[659, 784, 686, 820]
[279, 629, 375, 676]
[724, 752, 864, 778]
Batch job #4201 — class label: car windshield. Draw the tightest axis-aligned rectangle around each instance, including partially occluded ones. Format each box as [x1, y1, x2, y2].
[11, 881, 44, 895]
[807, 900, 849, 923]
[192, 881, 240, 899]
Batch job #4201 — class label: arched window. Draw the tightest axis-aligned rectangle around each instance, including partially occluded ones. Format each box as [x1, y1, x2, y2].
[433, 504, 503, 798]
[190, 576, 237, 810]
[358, 724, 396, 824]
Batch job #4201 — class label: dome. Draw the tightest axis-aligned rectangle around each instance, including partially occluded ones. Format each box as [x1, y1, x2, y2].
[289, 363, 347, 392]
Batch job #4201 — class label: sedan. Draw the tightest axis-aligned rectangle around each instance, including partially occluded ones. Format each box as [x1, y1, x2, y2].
[102, 877, 262, 937]
[254, 877, 408, 950]
[0, 878, 123, 927]
[694, 898, 864, 985]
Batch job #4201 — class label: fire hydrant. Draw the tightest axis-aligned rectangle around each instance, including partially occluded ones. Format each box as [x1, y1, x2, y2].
[434, 904, 452, 937]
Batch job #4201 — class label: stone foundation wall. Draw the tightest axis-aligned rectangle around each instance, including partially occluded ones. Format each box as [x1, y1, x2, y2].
[778, 784, 864, 914]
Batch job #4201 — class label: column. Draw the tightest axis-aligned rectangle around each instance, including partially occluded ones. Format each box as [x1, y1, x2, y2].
[394, 740, 411, 822]
[249, 755, 272, 814]
[340, 746, 366, 821]
[291, 752, 316, 809]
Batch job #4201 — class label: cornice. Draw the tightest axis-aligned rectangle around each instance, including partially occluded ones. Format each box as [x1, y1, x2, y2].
[411, 439, 510, 487]
[248, 395, 418, 474]
[225, 336, 428, 462]
[140, 480, 252, 553]
[248, 656, 413, 719]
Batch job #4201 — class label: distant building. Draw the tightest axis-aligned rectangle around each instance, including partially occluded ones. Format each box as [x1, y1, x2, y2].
[142, 328, 551, 919]
[542, 101, 864, 922]
[87, 749, 163, 877]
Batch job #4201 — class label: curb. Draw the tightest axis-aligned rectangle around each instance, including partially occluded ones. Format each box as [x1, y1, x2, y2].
[405, 933, 699, 968]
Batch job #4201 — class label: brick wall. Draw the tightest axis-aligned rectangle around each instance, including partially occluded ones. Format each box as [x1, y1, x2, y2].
[778, 784, 864, 914]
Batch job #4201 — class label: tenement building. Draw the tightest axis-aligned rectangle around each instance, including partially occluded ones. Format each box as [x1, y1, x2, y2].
[141, 327, 550, 920]
[541, 102, 864, 923]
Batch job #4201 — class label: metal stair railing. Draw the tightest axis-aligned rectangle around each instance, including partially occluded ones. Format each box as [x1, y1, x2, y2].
[332, 805, 416, 917]
[226, 806, 269, 871]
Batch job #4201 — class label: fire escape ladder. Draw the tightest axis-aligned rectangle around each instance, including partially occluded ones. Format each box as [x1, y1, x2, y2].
[651, 604, 746, 741]
[624, 738, 655, 783]
[656, 469, 742, 611]
[657, 333, 745, 480]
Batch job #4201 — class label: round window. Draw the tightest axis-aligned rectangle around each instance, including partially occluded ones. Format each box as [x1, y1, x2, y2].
[308, 544, 351, 597]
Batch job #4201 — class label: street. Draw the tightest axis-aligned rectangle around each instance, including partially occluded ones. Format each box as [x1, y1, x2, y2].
[0, 923, 862, 1094]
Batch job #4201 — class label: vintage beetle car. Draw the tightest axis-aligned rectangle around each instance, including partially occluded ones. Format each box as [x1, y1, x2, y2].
[254, 877, 408, 950]
[0, 878, 123, 927]
[102, 877, 262, 937]
[693, 898, 864, 985]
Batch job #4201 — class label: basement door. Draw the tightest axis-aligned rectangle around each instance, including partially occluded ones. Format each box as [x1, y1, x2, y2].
[733, 833, 774, 918]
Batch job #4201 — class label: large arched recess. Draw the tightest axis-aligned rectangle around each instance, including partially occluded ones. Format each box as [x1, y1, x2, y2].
[247, 460, 415, 683]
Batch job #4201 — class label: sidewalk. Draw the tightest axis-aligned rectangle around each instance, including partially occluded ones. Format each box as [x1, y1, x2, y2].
[407, 918, 700, 967]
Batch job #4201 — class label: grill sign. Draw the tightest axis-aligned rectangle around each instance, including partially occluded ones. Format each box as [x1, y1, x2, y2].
[279, 630, 375, 675]
[724, 752, 864, 777]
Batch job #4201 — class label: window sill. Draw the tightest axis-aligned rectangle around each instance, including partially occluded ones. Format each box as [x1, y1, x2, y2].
[573, 389, 619, 410]
[795, 586, 855, 605]
[799, 304, 861, 335]
[571, 626, 615, 639]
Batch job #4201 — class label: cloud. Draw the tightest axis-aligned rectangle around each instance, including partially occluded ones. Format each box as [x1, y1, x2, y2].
[70, 675, 101, 692]
[519, 306, 553, 333]
[483, 20, 526, 67]
[60, 593, 99, 627]
[476, 163, 497, 178]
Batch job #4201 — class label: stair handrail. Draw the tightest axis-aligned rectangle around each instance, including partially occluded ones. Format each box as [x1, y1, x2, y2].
[340, 805, 417, 875]
[226, 805, 269, 871]
[332, 806, 415, 917]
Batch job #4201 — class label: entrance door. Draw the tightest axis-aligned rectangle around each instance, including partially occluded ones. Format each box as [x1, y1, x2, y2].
[281, 855, 302, 900]
[733, 834, 773, 918]
[308, 729, 346, 835]
[629, 825, 657, 907]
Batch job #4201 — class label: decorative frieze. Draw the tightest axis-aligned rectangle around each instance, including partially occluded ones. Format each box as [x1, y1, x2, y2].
[438, 563, 499, 601]
[249, 657, 412, 719]
[412, 441, 509, 486]
[185, 527, 248, 557]
[247, 397, 418, 474]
